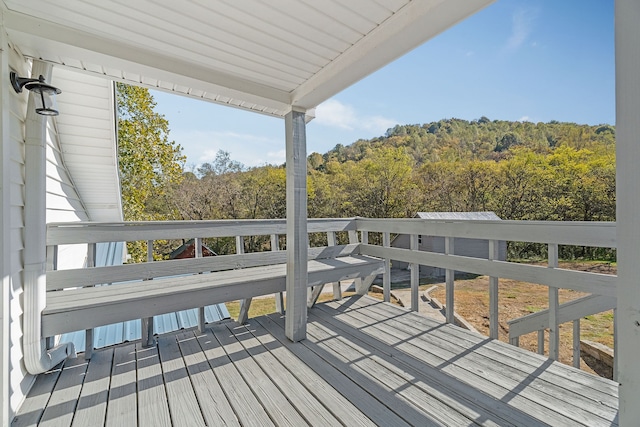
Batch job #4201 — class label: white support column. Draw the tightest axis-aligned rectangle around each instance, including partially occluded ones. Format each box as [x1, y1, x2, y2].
[488, 239, 499, 340]
[445, 237, 455, 324]
[383, 232, 391, 302]
[0, 25, 12, 426]
[284, 109, 308, 342]
[616, 1, 640, 422]
[410, 234, 419, 312]
[548, 243, 559, 361]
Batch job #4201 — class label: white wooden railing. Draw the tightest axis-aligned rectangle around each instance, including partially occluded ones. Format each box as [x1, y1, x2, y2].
[355, 217, 617, 369]
[47, 217, 617, 368]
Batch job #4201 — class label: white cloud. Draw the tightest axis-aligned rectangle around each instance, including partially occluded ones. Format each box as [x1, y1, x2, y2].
[505, 8, 537, 51]
[315, 99, 396, 134]
[518, 116, 530, 122]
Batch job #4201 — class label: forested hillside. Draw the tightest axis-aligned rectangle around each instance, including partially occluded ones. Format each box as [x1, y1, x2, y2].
[116, 84, 615, 260]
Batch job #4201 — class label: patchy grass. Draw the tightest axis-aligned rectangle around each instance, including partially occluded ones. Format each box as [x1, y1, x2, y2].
[430, 262, 615, 376]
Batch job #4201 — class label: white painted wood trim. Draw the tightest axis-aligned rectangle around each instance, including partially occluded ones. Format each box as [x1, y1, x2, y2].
[548, 244, 559, 361]
[355, 218, 616, 248]
[489, 240, 499, 340]
[615, 2, 640, 422]
[445, 237, 455, 324]
[573, 319, 581, 369]
[47, 218, 356, 245]
[360, 245, 616, 297]
[410, 234, 419, 312]
[284, 110, 308, 342]
[383, 232, 391, 303]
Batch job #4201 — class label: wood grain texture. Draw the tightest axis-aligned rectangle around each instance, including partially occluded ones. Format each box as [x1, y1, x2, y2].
[71, 348, 113, 427]
[105, 344, 137, 427]
[136, 343, 171, 427]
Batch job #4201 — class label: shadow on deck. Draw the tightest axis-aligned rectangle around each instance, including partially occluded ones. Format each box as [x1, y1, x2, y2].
[13, 296, 619, 426]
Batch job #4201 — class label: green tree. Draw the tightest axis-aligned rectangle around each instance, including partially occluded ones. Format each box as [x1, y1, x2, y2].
[116, 83, 185, 261]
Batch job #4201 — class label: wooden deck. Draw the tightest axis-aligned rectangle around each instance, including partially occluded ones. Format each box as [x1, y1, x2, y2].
[13, 296, 619, 426]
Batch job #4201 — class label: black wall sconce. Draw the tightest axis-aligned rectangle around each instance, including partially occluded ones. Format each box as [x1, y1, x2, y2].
[10, 72, 62, 116]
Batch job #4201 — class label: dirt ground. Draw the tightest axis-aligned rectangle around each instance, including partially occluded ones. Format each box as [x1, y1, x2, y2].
[430, 262, 615, 378]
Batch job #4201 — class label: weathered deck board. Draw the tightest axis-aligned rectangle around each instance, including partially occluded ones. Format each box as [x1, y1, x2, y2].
[71, 348, 113, 427]
[11, 364, 63, 427]
[135, 343, 171, 427]
[223, 322, 343, 426]
[39, 356, 88, 427]
[174, 331, 239, 426]
[104, 344, 137, 427]
[211, 322, 307, 427]
[320, 296, 618, 426]
[247, 317, 379, 427]
[338, 297, 619, 417]
[156, 334, 206, 426]
[195, 323, 275, 427]
[14, 295, 619, 427]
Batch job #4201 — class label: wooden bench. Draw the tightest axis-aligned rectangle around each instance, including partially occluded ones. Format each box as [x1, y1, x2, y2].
[43, 219, 384, 355]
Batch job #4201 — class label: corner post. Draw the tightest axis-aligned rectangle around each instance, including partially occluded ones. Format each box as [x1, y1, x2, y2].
[616, 0, 640, 422]
[285, 109, 308, 342]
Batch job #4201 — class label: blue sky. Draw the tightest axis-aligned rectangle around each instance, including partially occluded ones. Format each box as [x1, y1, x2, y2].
[151, 0, 614, 169]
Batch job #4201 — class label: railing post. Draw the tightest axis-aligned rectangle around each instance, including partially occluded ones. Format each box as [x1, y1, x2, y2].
[410, 234, 419, 312]
[445, 236, 455, 324]
[195, 237, 206, 333]
[548, 243, 559, 361]
[85, 243, 96, 359]
[489, 239, 499, 339]
[141, 240, 155, 348]
[237, 236, 252, 324]
[328, 231, 341, 301]
[271, 234, 285, 314]
[613, 308, 618, 382]
[537, 330, 545, 355]
[573, 319, 581, 368]
[383, 232, 391, 303]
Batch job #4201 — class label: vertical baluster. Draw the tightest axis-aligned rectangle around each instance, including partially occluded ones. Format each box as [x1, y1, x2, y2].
[383, 232, 391, 303]
[410, 234, 419, 312]
[272, 234, 285, 314]
[237, 236, 252, 324]
[328, 231, 341, 301]
[141, 240, 155, 347]
[445, 237, 455, 324]
[573, 319, 581, 368]
[195, 237, 206, 333]
[613, 308, 618, 382]
[489, 239, 499, 340]
[537, 330, 545, 355]
[85, 243, 96, 358]
[45, 245, 58, 350]
[548, 243, 559, 360]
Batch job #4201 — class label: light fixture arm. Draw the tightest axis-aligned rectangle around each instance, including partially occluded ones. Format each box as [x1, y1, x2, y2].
[10, 71, 62, 116]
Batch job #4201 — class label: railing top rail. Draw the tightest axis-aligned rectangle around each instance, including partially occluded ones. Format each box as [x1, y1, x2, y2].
[355, 217, 616, 248]
[47, 218, 357, 245]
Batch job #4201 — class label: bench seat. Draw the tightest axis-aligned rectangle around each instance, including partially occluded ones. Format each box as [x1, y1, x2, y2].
[42, 254, 384, 337]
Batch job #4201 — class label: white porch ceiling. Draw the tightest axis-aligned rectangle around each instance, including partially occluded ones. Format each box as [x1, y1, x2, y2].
[4, 0, 493, 118]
